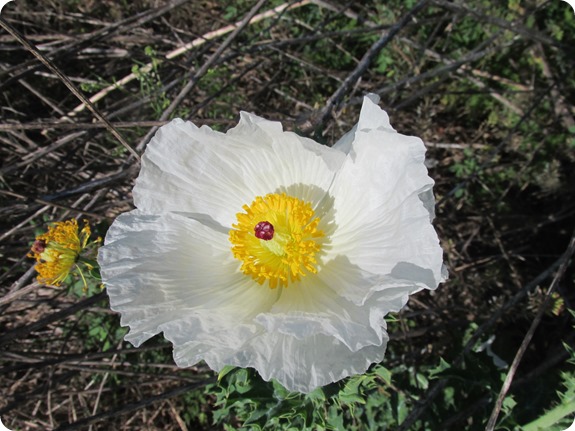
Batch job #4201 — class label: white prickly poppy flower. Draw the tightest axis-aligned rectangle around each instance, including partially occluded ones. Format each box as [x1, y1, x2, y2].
[98, 94, 445, 393]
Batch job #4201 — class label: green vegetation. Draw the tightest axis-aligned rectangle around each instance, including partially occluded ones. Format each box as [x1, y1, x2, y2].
[0, 0, 573, 429]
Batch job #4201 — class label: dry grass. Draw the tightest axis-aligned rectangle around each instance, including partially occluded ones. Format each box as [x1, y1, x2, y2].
[1, 0, 574, 429]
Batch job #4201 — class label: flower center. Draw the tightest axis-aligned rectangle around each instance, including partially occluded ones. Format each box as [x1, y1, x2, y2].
[28, 219, 91, 286]
[254, 221, 274, 240]
[229, 193, 324, 289]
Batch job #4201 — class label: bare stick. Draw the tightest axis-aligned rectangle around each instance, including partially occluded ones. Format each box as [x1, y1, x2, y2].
[0, 190, 106, 220]
[0, 0, 192, 86]
[0, 17, 140, 160]
[65, 0, 311, 117]
[310, 0, 429, 132]
[0, 291, 107, 346]
[485, 228, 575, 431]
[158, 0, 269, 120]
[0, 120, 171, 131]
[397, 248, 566, 431]
[535, 42, 575, 130]
[134, 0, 275, 152]
[52, 379, 214, 431]
[0, 270, 39, 306]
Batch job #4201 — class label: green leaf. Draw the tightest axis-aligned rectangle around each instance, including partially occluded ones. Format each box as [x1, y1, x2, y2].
[429, 357, 451, 380]
[217, 365, 237, 382]
[339, 377, 366, 405]
[521, 400, 575, 431]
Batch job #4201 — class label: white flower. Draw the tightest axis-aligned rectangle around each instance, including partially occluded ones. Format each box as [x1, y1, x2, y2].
[98, 94, 445, 393]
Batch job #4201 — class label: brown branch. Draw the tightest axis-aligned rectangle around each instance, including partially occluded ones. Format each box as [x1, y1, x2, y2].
[0, 121, 170, 131]
[66, 0, 311, 119]
[0, 17, 140, 160]
[486, 227, 575, 431]
[397, 245, 568, 431]
[52, 378, 214, 431]
[0, 291, 107, 346]
[0, 190, 107, 220]
[0, 0, 194, 90]
[308, 0, 430, 134]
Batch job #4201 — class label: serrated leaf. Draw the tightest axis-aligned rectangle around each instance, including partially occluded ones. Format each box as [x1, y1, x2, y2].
[305, 386, 326, 403]
[218, 365, 237, 382]
[339, 393, 365, 405]
[374, 366, 393, 384]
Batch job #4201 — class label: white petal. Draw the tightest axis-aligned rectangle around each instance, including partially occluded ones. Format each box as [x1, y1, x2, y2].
[134, 115, 345, 227]
[134, 119, 246, 227]
[326, 97, 444, 300]
[419, 188, 437, 221]
[255, 275, 386, 352]
[98, 212, 280, 348]
[332, 94, 395, 153]
[167, 269, 390, 387]
[202, 331, 388, 393]
[316, 255, 396, 306]
[355, 93, 395, 133]
[328, 187, 443, 288]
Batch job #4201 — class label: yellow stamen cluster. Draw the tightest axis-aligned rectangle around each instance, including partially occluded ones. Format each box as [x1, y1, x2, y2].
[29, 219, 91, 286]
[229, 193, 324, 289]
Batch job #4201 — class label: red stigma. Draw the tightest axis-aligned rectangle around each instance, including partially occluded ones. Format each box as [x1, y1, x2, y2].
[254, 221, 274, 240]
[31, 239, 47, 254]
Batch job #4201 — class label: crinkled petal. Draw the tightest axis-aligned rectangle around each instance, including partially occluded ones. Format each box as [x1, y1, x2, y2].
[255, 273, 386, 352]
[353, 93, 396, 134]
[98, 212, 280, 347]
[332, 93, 395, 154]
[172, 265, 395, 392]
[133, 115, 345, 227]
[201, 330, 388, 393]
[326, 96, 444, 303]
[316, 255, 406, 307]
